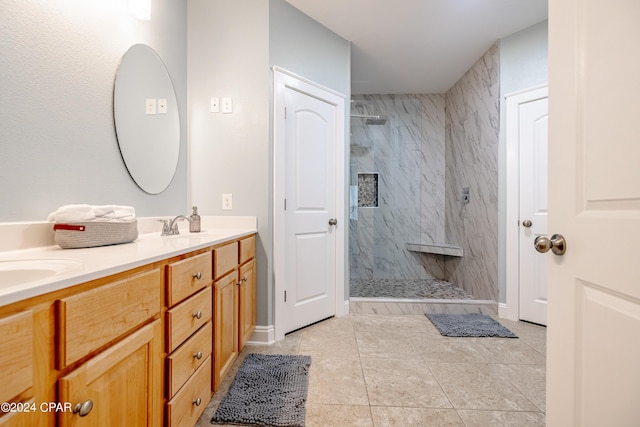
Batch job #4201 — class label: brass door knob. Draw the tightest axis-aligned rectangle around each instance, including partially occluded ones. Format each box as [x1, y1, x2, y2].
[534, 234, 566, 256]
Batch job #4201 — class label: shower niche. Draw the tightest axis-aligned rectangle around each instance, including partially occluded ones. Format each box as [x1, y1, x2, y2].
[357, 173, 378, 208]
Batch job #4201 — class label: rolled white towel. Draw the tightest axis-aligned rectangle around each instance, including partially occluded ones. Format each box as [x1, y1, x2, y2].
[48, 204, 136, 223]
[93, 205, 135, 220]
[112, 205, 136, 220]
[47, 204, 96, 223]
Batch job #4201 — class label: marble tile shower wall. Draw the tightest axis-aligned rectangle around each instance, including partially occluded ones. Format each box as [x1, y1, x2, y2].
[350, 94, 446, 281]
[444, 44, 500, 301]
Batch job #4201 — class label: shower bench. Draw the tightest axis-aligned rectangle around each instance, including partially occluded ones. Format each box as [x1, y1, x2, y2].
[406, 242, 463, 257]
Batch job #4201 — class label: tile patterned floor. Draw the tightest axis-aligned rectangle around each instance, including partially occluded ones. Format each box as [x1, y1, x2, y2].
[350, 279, 475, 299]
[196, 314, 546, 427]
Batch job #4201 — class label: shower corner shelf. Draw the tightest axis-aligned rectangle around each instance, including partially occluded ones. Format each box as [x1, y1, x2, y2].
[406, 242, 463, 257]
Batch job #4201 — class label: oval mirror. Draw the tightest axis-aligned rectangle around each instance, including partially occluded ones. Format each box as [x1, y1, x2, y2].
[114, 44, 180, 194]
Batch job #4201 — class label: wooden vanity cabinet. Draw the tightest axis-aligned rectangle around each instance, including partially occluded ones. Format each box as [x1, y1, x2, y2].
[55, 267, 163, 427]
[213, 234, 256, 390]
[0, 233, 255, 427]
[164, 250, 214, 426]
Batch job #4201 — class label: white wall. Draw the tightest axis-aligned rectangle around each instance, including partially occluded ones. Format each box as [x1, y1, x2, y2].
[0, 0, 188, 221]
[498, 20, 548, 303]
[188, 0, 270, 324]
[268, 0, 351, 301]
[269, 0, 350, 97]
[188, 0, 350, 325]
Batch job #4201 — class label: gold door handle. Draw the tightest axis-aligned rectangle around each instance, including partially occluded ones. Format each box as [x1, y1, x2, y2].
[534, 234, 566, 256]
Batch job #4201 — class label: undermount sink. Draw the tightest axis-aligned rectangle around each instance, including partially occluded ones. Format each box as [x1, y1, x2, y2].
[0, 258, 83, 289]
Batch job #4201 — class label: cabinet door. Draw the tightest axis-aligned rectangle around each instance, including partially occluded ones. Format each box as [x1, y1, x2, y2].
[0, 311, 36, 427]
[238, 259, 255, 351]
[0, 311, 33, 406]
[58, 320, 162, 427]
[214, 271, 238, 391]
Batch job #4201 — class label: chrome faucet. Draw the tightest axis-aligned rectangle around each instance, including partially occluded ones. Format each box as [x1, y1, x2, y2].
[159, 215, 191, 236]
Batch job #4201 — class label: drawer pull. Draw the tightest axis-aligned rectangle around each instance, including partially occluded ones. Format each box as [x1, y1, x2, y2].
[192, 311, 202, 320]
[193, 272, 202, 280]
[237, 276, 247, 286]
[194, 351, 203, 360]
[73, 400, 93, 417]
[193, 397, 202, 407]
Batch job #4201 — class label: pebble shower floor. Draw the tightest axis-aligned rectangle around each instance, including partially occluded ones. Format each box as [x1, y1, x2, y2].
[350, 278, 474, 300]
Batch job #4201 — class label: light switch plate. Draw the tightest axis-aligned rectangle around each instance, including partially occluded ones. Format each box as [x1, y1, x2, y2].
[145, 98, 156, 115]
[222, 97, 232, 114]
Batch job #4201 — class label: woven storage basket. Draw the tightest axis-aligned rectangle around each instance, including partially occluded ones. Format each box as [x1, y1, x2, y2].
[53, 219, 138, 249]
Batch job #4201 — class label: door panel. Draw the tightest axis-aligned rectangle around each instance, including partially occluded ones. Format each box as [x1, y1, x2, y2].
[295, 233, 329, 303]
[518, 95, 548, 325]
[284, 86, 336, 333]
[547, 0, 640, 425]
[295, 112, 328, 210]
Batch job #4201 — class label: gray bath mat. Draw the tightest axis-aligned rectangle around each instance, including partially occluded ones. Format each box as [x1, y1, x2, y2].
[426, 313, 517, 338]
[212, 354, 312, 427]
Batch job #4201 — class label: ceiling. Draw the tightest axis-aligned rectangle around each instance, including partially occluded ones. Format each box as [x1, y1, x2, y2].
[285, 0, 548, 94]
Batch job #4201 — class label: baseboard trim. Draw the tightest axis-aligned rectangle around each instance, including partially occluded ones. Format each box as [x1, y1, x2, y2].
[343, 299, 349, 316]
[246, 325, 275, 345]
[498, 302, 519, 321]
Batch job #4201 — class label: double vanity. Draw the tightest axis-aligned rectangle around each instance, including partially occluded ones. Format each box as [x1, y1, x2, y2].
[0, 216, 257, 427]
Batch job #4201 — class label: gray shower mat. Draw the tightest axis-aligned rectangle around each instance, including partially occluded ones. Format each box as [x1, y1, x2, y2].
[426, 313, 517, 338]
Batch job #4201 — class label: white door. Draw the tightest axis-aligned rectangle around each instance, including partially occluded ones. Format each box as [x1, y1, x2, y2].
[547, 1, 640, 426]
[273, 69, 346, 340]
[518, 90, 548, 325]
[283, 87, 336, 332]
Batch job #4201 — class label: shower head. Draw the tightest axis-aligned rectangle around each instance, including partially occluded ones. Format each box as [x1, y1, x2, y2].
[350, 113, 388, 125]
[365, 117, 387, 125]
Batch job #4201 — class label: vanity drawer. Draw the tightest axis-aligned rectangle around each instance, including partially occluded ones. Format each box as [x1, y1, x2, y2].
[167, 252, 212, 306]
[239, 235, 255, 265]
[165, 356, 212, 427]
[214, 241, 238, 280]
[57, 269, 161, 367]
[0, 311, 33, 404]
[166, 321, 212, 398]
[166, 286, 212, 352]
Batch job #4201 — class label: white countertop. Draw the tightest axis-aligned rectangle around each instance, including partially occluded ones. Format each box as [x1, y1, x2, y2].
[0, 216, 257, 307]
